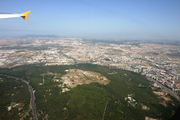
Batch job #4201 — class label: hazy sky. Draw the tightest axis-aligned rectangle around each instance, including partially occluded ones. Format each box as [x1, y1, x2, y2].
[0, 0, 180, 40]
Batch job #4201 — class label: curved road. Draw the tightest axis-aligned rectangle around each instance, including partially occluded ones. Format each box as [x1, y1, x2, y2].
[0, 74, 38, 120]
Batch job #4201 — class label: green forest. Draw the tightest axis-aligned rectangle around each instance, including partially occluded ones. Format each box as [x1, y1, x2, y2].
[0, 76, 30, 120]
[0, 64, 180, 120]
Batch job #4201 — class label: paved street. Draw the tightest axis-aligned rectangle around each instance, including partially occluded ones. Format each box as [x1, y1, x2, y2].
[0, 74, 38, 120]
[147, 77, 180, 102]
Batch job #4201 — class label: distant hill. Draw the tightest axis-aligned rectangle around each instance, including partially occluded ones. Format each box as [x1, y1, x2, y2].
[19, 34, 61, 38]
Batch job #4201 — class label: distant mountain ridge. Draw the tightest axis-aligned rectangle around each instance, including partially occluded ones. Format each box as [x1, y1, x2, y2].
[19, 34, 61, 38]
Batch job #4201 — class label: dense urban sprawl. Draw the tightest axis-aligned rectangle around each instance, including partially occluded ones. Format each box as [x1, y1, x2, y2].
[0, 37, 180, 94]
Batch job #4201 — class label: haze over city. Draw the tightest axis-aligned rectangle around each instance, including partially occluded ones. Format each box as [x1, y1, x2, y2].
[0, 0, 180, 40]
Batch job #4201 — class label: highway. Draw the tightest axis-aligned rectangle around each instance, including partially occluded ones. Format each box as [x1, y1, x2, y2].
[147, 77, 180, 102]
[0, 74, 38, 120]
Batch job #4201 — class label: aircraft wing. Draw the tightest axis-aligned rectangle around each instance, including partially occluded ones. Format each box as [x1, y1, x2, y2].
[0, 11, 31, 21]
